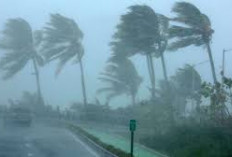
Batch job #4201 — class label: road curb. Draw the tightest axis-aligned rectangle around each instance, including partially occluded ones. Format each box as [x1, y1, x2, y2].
[67, 123, 120, 157]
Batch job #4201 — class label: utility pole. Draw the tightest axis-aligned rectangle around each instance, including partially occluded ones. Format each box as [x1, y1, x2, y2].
[222, 49, 232, 81]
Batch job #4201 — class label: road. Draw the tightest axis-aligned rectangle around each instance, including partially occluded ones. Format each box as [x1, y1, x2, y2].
[0, 120, 100, 157]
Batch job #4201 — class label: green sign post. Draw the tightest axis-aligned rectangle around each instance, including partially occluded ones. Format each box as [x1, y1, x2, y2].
[130, 119, 136, 157]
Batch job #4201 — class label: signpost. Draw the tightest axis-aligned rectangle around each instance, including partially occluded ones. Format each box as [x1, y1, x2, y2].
[130, 119, 136, 157]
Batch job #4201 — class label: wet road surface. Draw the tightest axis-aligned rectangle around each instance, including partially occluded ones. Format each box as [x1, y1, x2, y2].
[0, 121, 99, 157]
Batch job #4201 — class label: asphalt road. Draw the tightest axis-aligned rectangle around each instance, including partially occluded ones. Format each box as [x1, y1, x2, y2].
[0, 120, 100, 157]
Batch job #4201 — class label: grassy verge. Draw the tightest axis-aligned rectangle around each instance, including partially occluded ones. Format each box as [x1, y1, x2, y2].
[82, 125, 167, 157]
[68, 122, 167, 157]
[67, 123, 131, 157]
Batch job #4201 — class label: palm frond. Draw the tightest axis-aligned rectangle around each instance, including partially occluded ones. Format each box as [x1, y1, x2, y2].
[172, 2, 202, 28]
[168, 37, 204, 51]
[98, 55, 142, 104]
[97, 87, 115, 94]
[169, 26, 201, 39]
[0, 18, 33, 50]
[43, 14, 84, 75]
[112, 5, 159, 55]
[0, 18, 35, 79]
[0, 51, 30, 79]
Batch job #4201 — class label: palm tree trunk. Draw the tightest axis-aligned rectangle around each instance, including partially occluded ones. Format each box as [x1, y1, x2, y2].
[79, 57, 88, 106]
[146, 54, 156, 98]
[158, 42, 168, 82]
[206, 42, 217, 84]
[32, 59, 43, 104]
[160, 52, 168, 82]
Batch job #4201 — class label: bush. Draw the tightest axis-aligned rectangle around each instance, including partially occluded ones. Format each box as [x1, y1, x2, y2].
[141, 124, 232, 157]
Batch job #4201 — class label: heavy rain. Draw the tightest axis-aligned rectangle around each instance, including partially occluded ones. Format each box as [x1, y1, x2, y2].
[0, 0, 232, 157]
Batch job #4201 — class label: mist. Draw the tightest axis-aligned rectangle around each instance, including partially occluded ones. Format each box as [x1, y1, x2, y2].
[0, 0, 231, 108]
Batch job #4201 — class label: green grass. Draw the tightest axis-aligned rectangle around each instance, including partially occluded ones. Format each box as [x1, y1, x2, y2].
[81, 125, 167, 157]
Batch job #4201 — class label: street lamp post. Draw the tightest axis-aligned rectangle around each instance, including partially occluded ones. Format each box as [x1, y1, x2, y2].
[222, 49, 232, 80]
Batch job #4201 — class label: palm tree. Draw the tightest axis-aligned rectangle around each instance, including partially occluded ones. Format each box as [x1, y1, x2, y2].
[43, 14, 87, 105]
[111, 5, 159, 98]
[168, 2, 217, 83]
[98, 55, 142, 105]
[0, 18, 44, 104]
[156, 14, 169, 82]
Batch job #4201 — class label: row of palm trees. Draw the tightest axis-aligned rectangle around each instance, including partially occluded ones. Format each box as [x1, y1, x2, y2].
[0, 2, 217, 106]
[0, 14, 87, 105]
[98, 2, 217, 105]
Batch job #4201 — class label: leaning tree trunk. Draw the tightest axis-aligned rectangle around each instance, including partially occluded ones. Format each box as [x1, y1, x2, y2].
[32, 58, 43, 105]
[78, 56, 88, 106]
[146, 53, 156, 98]
[206, 42, 217, 84]
[160, 52, 168, 82]
[158, 41, 168, 82]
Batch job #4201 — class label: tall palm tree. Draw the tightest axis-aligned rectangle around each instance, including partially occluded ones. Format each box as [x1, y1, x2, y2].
[42, 14, 87, 105]
[157, 14, 169, 82]
[111, 5, 159, 98]
[0, 18, 44, 104]
[168, 2, 217, 83]
[98, 55, 142, 105]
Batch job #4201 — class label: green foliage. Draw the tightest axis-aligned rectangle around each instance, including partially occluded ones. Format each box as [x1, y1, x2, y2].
[141, 124, 232, 157]
[168, 2, 214, 51]
[43, 13, 84, 75]
[111, 5, 159, 56]
[0, 18, 43, 79]
[98, 55, 142, 104]
[172, 64, 202, 98]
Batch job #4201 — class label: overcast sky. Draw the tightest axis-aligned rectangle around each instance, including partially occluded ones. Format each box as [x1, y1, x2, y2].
[0, 0, 232, 109]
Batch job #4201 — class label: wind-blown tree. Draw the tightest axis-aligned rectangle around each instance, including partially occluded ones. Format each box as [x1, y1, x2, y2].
[43, 14, 87, 105]
[0, 18, 44, 104]
[98, 55, 142, 105]
[156, 14, 170, 82]
[168, 2, 217, 83]
[158, 64, 202, 119]
[111, 5, 159, 98]
[172, 64, 202, 99]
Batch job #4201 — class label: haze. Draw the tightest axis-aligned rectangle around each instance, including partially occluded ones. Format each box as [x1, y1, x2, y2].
[0, 0, 232, 108]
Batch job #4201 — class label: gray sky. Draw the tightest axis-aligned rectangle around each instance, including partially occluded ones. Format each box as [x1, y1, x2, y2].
[0, 0, 232, 109]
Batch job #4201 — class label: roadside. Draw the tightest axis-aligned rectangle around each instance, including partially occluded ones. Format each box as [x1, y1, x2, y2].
[67, 122, 168, 157]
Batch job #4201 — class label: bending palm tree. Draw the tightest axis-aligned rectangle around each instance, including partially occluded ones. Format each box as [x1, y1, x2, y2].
[168, 2, 217, 83]
[98, 55, 142, 105]
[111, 5, 159, 98]
[0, 18, 44, 104]
[43, 14, 87, 105]
[157, 14, 169, 82]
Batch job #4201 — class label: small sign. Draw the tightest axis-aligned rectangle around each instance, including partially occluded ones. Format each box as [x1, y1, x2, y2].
[130, 119, 136, 131]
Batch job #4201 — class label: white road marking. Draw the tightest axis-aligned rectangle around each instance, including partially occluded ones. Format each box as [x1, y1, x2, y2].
[67, 131, 100, 157]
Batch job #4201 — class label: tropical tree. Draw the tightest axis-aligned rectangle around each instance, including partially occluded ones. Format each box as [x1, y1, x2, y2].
[172, 64, 202, 100]
[111, 5, 159, 98]
[156, 14, 170, 82]
[168, 2, 217, 83]
[43, 14, 87, 105]
[157, 64, 202, 120]
[98, 55, 142, 105]
[0, 18, 44, 104]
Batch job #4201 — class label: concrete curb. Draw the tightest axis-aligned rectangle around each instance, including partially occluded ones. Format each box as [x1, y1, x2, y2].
[68, 125, 118, 157]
